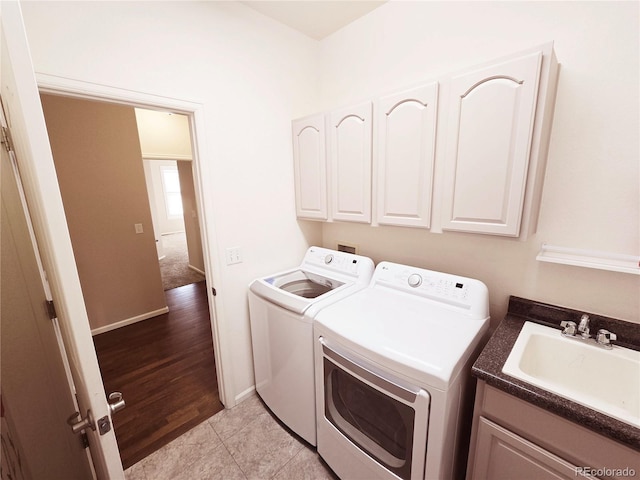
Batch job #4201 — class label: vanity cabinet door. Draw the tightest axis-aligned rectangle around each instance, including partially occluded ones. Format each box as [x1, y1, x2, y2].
[292, 113, 328, 220]
[470, 417, 595, 480]
[441, 50, 543, 236]
[376, 82, 438, 228]
[329, 101, 372, 223]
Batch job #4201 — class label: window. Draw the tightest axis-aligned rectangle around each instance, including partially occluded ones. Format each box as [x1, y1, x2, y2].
[160, 165, 183, 217]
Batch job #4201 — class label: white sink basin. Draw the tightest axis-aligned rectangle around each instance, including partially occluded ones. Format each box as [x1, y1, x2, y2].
[502, 321, 640, 428]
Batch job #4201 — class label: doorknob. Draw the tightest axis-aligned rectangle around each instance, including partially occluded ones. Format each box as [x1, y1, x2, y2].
[67, 409, 96, 434]
[108, 391, 126, 414]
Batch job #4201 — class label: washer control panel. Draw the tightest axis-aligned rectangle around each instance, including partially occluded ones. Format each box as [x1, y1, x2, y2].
[372, 261, 489, 317]
[303, 247, 374, 278]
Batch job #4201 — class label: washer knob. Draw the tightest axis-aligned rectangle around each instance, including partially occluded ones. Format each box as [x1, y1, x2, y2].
[324, 254, 334, 264]
[408, 273, 422, 288]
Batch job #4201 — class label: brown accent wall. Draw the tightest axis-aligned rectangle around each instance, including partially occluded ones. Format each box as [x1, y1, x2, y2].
[177, 160, 204, 272]
[40, 94, 166, 331]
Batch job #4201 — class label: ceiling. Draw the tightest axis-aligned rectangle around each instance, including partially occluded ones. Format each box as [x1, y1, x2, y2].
[241, 1, 387, 40]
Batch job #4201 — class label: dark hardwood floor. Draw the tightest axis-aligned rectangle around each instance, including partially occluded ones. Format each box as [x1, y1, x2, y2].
[93, 281, 224, 469]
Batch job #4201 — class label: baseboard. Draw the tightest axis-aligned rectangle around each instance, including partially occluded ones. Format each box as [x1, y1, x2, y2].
[91, 306, 169, 336]
[188, 264, 205, 276]
[234, 386, 257, 406]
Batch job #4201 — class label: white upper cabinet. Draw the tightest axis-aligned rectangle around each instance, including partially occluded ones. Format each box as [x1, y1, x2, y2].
[440, 45, 558, 237]
[376, 82, 438, 228]
[329, 101, 373, 223]
[291, 43, 558, 236]
[292, 113, 328, 220]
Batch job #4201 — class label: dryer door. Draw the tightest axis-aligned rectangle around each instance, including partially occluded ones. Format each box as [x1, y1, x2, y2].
[319, 339, 430, 480]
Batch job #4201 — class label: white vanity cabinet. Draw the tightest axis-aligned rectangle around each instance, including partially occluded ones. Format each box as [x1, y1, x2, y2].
[375, 82, 438, 228]
[292, 113, 328, 220]
[441, 44, 559, 237]
[328, 101, 373, 223]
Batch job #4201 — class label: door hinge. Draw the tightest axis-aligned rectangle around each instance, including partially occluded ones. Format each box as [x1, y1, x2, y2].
[80, 432, 90, 449]
[1, 126, 13, 153]
[46, 300, 57, 320]
[211, 287, 217, 296]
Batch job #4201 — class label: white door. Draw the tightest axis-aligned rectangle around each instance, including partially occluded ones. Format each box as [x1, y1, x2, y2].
[441, 50, 543, 236]
[376, 82, 438, 228]
[292, 113, 328, 220]
[1, 2, 123, 478]
[329, 101, 372, 223]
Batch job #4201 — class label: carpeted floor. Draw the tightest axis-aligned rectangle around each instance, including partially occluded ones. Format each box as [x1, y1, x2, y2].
[159, 232, 205, 290]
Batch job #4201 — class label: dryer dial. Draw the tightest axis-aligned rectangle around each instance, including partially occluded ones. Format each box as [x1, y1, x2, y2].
[408, 273, 422, 288]
[324, 254, 334, 264]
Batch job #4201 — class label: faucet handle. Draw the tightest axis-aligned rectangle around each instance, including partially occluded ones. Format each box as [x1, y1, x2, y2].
[596, 329, 617, 349]
[578, 314, 591, 338]
[560, 321, 577, 336]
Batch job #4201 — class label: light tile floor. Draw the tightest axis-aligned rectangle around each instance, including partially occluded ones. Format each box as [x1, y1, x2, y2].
[124, 394, 338, 480]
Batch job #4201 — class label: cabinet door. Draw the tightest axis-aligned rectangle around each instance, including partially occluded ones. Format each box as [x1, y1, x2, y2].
[376, 82, 438, 228]
[292, 114, 328, 220]
[441, 51, 543, 236]
[329, 102, 372, 223]
[470, 417, 595, 480]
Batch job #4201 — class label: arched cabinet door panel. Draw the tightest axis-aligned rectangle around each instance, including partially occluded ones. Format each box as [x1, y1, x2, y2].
[329, 101, 373, 224]
[441, 51, 543, 236]
[376, 82, 438, 228]
[292, 113, 328, 220]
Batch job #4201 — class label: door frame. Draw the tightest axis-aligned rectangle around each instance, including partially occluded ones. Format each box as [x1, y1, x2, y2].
[35, 74, 233, 409]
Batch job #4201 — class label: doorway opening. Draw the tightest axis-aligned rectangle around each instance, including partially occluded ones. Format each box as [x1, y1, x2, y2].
[143, 157, 206, 290]
[136, 108, 207, 291]
[92, 281, 222, 468]
[37, 84, 228, 467]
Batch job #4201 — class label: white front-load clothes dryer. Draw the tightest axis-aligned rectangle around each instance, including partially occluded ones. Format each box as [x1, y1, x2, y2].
[248, 246, 374, 446]
[314, 261, 490, 480]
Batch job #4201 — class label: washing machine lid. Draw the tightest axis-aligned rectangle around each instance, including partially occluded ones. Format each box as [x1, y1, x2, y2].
[249, 247, 375, 315]
[267, 269, 345, 299]
[250, 269, 351, 314]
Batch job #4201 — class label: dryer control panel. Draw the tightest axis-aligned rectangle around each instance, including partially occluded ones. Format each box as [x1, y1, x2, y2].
[372, 261, 489, 318]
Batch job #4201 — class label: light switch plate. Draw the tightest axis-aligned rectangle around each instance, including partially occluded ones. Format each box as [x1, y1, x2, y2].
[226, 246, 242, 265]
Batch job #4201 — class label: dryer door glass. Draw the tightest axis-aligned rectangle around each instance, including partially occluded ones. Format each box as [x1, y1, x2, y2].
[323, 355, 419, 480]
[267, 270, 344, 299]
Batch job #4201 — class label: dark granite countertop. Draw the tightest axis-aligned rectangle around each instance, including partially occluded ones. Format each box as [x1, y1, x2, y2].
[472, 296, 640, 451]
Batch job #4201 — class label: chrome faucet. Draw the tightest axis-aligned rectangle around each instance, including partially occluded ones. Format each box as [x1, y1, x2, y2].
[596, 329, 617, 349]
[560, 314, 618, 350]
[577, 314, 590, 339]
[560, 321, 577, 336]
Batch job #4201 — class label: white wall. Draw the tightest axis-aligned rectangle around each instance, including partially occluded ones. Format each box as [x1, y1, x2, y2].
[142, 159, 164, 259]
[21, 0, 639, 404]
[21, 0, 323, 402]
[316, 1, 639, 324]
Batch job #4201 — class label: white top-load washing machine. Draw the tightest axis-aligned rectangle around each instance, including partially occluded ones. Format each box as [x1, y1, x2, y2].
[248, 246, 374, 446]
[314, 261, 490, 480]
